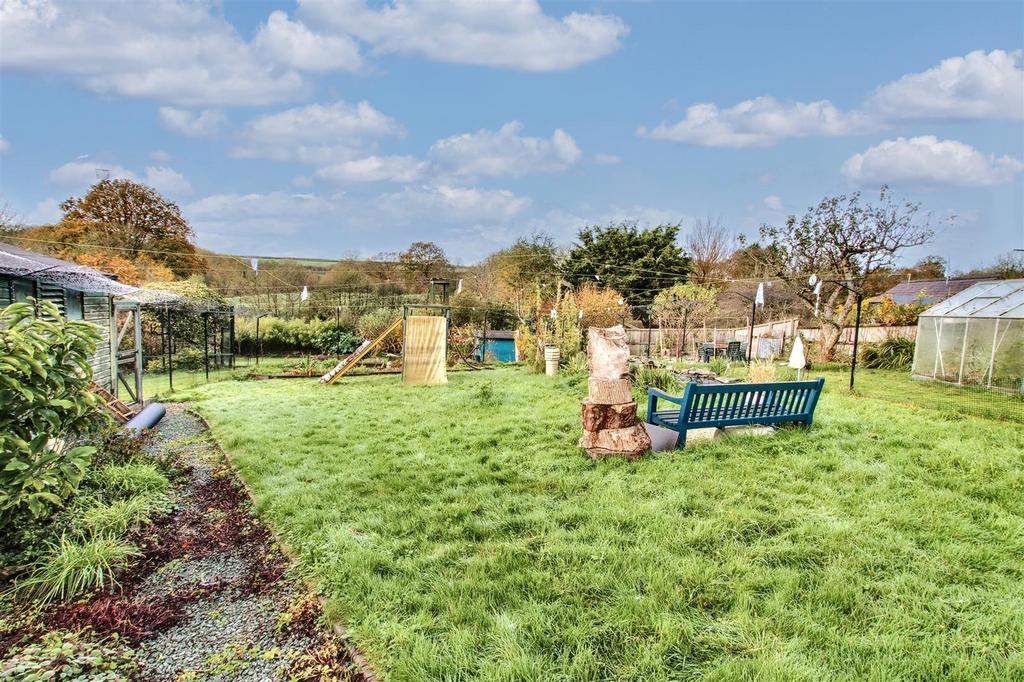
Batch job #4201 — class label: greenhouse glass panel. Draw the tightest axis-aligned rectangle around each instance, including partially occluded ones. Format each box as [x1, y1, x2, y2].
[913, 279, 1024, 394]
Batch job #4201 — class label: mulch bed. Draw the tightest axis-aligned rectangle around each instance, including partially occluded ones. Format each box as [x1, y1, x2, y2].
[1, 405, 371, 681]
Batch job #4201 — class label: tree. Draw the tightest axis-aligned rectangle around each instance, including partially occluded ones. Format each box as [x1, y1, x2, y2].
[650, 283, 718, 357]
[756, 187, 934, 359]
[685, 218, 733, 284]
[562, 221, 691, 310]
[959, 251, 1024, 279]
[399, 241, 449, 289]
[486, 233, 560, 322]
[56, 179, 204, 279]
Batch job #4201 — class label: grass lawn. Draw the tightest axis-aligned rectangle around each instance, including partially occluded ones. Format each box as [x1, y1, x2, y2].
[181, 367, 1024, 681]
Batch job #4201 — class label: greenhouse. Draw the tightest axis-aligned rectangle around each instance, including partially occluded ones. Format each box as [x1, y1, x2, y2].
[912, 279, 1024, 394]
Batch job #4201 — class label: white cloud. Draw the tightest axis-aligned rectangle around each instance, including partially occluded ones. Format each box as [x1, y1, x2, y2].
[298, 0, 628, 72]
[429, 122, 581, 178]
[841, 136, 1024, 187]
[252, 10, 362, 73]
[315, 155, 425, 183]
[24, 198, 62, 224]
[48, 160, 134, 187]
[233, 100, 404, 164]
[47, 158, 192, 195]
[0, 0, 307, 106]
[150, 150, 171, 162]
[593, 153, 622, 165]
[187, 191, 336, 234]
[641, 50, 1024, 148]
[375, 184, 531, 223]
[143, 166, 192, 195]
[867, 49, 1024, 120]
[638, 97, 874, 148]
[0, 135, 9, 154]
[158, 107, 227, 137]
[763, 195, 783, 210]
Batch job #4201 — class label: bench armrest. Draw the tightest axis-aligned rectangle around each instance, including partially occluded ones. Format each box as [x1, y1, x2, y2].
[647, 387, 686, 421]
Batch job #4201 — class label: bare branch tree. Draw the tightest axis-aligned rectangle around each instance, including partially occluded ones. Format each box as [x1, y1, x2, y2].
[685, 217, 734, 284]
[756, 187, 935, 359]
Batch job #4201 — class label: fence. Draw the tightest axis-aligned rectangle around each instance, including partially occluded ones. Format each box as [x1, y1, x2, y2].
[625, 319, 919, 359]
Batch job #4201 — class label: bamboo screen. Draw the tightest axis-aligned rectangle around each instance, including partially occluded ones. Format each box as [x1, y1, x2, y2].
[402, 315, 448, 385]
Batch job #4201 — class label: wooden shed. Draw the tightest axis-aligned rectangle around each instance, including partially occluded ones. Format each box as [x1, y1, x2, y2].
[0, 242, 143, 402]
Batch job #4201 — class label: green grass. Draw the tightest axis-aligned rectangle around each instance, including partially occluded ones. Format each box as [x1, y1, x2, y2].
[183, 368, 1024, 681]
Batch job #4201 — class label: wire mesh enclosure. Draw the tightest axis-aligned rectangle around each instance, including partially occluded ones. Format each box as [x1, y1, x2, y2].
[912, 279, 1024, 396]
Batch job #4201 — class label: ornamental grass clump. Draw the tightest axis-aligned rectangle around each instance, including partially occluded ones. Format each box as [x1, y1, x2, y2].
[16, 535, 141, 604]
[95, 463, 170, 497]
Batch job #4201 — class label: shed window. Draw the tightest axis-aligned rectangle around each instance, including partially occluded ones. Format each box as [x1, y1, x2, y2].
[65, 289, 84, 320]
[12, 278, 34, 303]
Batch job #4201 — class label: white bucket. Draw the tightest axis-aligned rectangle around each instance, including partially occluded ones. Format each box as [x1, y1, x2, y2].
[544, 345, 560, 376]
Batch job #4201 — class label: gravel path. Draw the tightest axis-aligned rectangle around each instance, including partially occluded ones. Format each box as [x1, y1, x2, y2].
[130, 404, 362, 681]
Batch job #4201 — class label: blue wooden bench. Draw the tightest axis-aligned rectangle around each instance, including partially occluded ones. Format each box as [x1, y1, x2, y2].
[646, 378, 825, 448]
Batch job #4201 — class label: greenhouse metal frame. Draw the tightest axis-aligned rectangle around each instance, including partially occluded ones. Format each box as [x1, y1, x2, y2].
[912, 279, 1024, 394]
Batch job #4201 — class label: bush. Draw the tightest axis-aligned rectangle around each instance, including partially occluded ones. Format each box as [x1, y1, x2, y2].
[861, 336, 915, 370]
[356, 308, 402, 354]
[96, 464, 170, 497]
[16, 535, 140, 604]
[175, 346, 205, 371]
[316, 326, 363, 355]
[0, 300, 109, 523]
[93, 429, 146, 468]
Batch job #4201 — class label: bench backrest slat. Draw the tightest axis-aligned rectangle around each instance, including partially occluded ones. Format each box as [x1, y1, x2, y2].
[682, 379, 824, 427]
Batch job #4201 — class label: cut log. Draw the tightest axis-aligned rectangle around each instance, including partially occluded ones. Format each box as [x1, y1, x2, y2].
[587, 326, 630, 380]
[581, 399, 639, 431]
[587, 377, 633, 404]
[578, 424, 651, 460]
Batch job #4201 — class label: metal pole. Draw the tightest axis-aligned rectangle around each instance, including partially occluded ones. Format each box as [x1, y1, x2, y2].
[229, 312, 235, 369]
[747, 300, 755, 364]
[203, 313, 209, 381]
[850, 291, 862, 391]
[167, 308, 174, 392]
[256, 315, 262, 365]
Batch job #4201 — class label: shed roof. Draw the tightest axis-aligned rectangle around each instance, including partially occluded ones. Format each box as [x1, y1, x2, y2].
[919, 279, 1024, 319]
[0, 242, 139, 296]
[869, 277, 993, 305]
[474, 330, 517, 340]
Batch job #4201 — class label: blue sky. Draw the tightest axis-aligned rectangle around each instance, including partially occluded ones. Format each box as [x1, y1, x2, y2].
[1, 0, 1022, 270]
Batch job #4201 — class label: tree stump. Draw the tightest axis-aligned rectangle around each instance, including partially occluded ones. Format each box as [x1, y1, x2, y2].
[578, 325, 651, 459]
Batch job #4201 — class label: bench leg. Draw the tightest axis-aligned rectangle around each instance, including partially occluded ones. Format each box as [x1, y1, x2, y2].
[676, 428, 687, 449]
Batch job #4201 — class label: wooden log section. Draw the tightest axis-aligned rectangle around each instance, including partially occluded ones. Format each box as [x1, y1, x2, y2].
[581, 399, 639, 431]
[587, 326, 630, 380]
[578, 425, 652, 460]
[587, 377, 633, 405]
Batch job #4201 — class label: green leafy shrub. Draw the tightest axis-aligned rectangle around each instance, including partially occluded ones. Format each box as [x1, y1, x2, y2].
[357, 308, 402, 354]
[174, 346, 205, 371]
[95, 464, 170, 497]
[0, 300, 109, 522]
[16, 535, 140, 604]
[0, 630, 136, 681]
[315, 326, 362, 355]
[861, 336, 915, 370]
